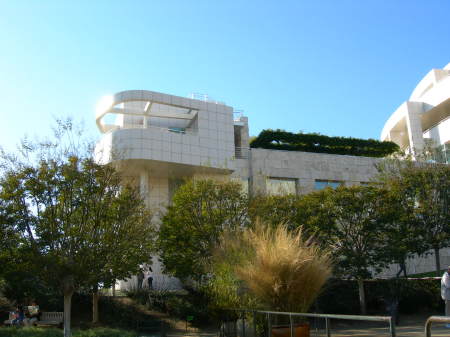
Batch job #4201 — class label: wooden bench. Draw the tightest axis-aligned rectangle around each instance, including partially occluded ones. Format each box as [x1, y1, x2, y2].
[3, 312, 15, 326]
[4, 311, 63, 327]
[35, 312, 63, 327]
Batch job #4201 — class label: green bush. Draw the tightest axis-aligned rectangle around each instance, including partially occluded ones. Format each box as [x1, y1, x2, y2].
[73, 328, 138, 337]
[98, 297, 144, 328]
[250, 129, 399, 157]
[0, 327, 62, 337]
[0, 327, 138, 337]
[127, 287, 213, 326]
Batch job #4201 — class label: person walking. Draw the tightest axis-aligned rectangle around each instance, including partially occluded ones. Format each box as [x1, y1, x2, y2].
[442, 266, 450, 328]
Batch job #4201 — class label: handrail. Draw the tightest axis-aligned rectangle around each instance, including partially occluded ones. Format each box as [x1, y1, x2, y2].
[424, 316, 450, 337]
[222, 309, 396, 337]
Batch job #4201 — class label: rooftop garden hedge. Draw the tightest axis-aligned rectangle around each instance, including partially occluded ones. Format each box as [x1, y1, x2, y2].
[249, 129, 399, 158]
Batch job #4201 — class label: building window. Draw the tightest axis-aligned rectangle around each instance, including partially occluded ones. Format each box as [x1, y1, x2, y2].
[267, 177, 297, 195]
[314, 179, 343, 190]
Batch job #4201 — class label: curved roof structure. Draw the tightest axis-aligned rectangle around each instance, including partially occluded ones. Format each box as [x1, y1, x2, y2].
[381, 63, 450, 156]
[95, 90, 200, 134]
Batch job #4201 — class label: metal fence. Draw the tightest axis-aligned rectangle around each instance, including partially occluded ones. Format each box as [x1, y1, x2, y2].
[424, 316, 450, 337]
[221, 309, 396, 337]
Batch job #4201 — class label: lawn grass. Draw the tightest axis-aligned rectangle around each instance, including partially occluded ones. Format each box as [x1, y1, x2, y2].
[0, 327, 139, 337]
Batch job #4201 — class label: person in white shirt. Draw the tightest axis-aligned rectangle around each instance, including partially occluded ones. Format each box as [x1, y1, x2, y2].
[441, 266, 450, 328]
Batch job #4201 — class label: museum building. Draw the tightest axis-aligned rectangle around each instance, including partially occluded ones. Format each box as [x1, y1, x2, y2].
[95, 63, 450, 288]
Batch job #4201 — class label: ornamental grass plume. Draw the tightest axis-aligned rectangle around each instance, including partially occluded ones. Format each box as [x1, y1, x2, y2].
[236, 222, 333, 313]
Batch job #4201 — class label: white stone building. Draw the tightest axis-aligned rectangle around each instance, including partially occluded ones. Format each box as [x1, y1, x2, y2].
[95, 63, 449, 286]
[381, 63, 450, 162]
[94, 90, 380, 289]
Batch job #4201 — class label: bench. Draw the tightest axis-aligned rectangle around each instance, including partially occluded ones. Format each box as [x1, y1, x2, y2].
[35, 312, 63, 327]
[3, 311, 63, 327]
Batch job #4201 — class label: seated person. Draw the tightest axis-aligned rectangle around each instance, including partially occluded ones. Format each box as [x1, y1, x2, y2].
[11, 305, 25, 326]
[27, 301, 41, 325]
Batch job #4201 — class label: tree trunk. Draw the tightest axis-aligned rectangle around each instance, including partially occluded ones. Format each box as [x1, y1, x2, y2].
[92, 287, 99, 324]
[434, 247, 441, 276]
[357, 278, 367, 315]
[62, 276, 75, 337]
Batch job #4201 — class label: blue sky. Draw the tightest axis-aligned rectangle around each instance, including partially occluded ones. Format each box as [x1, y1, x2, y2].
[1, 0, 450, 151]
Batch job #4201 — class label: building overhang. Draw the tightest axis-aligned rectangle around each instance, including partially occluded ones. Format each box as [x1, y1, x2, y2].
[420, 97, 450, 132]
[113, 159, 233, 179]
[95, 90, 201, 133]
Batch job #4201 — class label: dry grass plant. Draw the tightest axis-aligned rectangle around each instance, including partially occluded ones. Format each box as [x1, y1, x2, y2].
[231, 221, 333, 313]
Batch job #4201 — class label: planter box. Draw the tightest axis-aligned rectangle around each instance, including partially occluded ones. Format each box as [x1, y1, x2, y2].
[272, 323, 310, 337]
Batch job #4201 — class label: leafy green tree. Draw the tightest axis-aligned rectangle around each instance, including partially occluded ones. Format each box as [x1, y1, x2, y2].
[0, 157, 154, 336]
[249, 194, 302, 229]
[376, 182, 425, 277]
[248, 191, 335, 242]
[405, 164, 450, 274]
[324, 186, 388, 314]
[157, 179, 248, 282]
[0, 119, 155, 336]
[378, 160, 450, 275]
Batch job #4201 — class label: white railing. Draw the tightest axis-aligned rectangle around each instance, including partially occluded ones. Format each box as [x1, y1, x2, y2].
[188, 93, 226, 105]
[233, 109, 244, 120]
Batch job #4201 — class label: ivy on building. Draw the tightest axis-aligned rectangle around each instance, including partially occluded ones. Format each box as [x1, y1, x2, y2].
[250, 129, 400, 158]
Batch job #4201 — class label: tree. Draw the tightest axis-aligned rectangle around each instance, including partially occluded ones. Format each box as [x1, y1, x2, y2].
[324, 186, 388, 314]
[248, 194, 302, 229]
[157, 179, 248, 282]
[378, 160, 450, 275]
[376, 182, 425, 277]
[0, 119, 155, 336]
[397, 164, 450, 274]
[248, 191, 335, 242]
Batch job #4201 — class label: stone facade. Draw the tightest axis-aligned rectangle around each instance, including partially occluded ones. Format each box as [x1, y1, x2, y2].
[381, 63, 450, 161]
[95, 82, 449, 288]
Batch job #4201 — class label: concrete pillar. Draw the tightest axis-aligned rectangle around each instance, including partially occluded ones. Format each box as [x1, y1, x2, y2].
[405, 101, 425, 156]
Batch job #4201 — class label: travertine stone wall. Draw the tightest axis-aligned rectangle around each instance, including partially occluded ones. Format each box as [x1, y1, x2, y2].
[248, 148, 380, 194]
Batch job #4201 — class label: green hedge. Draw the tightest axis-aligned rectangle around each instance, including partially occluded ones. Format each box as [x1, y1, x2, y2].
[250, 129, 399, 158]
[0, 327, 138, 337]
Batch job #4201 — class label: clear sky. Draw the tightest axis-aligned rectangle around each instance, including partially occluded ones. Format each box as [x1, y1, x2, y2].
[1, 0, 450, 151]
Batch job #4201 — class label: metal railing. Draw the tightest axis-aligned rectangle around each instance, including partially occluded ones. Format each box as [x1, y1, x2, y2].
[221, 309, 396, 337]
[424, 316, 450, 337]
[188, 92, 226, 105]
[234, 109, 244, 120]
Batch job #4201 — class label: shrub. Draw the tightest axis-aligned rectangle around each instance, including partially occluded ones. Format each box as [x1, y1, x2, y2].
[73, 328, 138, 337]
[250, 129, 399, 157]
[127, 287, 214, 326]
[210, 222, 333, 313]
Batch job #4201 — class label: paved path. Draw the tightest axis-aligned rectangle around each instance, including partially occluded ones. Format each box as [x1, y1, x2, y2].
[312, 324, 449, 336]
[164, 323, 450, 337]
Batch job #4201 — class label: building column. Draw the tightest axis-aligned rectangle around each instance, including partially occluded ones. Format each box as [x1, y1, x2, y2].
[405, 101, 425, 156]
